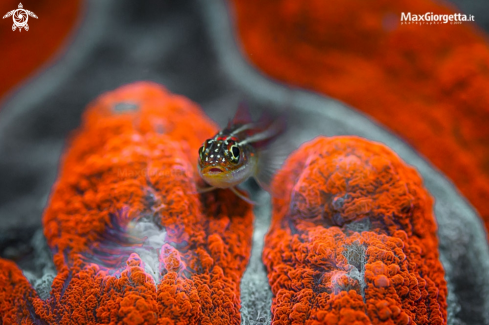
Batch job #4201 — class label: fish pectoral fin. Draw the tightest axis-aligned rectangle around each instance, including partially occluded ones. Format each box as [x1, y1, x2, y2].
[254, 175, 272, 194]
[195, 185, 218, 194]
[230, 187, 256, 205]
[254, 138, 291, 198]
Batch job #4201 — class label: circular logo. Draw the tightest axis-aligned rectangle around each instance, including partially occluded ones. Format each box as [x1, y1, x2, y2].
[13, 9, 28, 28]
[3, 3, 38, 32]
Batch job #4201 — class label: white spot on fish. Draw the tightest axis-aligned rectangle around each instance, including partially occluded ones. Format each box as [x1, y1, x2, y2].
[217, 155, 220, 158]
[206, 157, 208, 161]
[211, 155, 214, 158]
[222, 158, 225, 162]
[215, 149, 218, 152]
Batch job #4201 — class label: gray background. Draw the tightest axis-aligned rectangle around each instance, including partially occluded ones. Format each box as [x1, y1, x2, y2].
[0, 0, 488, 324]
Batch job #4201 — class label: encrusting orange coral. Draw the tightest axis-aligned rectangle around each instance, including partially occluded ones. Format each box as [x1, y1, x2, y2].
[0, 83, 450, 324]
[231, 0, 489, 239]
[0, 82, 254, 324]
[264, 136, 448, 324]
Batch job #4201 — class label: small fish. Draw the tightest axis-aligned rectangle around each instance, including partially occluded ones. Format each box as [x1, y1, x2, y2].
[197, 104, 285, 204]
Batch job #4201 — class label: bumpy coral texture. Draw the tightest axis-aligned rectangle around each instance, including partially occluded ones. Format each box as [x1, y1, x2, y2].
[0, 82, 254, 324]
[231, 0, 489, 238]
[264, 137, 447, 324]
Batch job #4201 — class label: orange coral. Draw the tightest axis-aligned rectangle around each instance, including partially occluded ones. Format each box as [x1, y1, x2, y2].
[264, 136, 447, 324]
[231, 0, 489, 238]
[0, 82, 254, 324]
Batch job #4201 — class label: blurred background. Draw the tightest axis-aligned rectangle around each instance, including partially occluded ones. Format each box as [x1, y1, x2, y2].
[1, 0, 489, 322]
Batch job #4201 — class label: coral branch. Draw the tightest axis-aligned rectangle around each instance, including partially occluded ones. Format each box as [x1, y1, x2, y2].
[1, 82, 253, 324]
[264, 136, 447, 324]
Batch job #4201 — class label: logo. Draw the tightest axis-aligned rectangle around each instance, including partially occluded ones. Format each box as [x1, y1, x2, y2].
[3, 3, 38, 32]
[401, 12, 475, 25]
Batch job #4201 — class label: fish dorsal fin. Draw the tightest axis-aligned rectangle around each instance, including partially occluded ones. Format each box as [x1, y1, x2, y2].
[228, 101, 253, 127]
[246, 114, 287, 149]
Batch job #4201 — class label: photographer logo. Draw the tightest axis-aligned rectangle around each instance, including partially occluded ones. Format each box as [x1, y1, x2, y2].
[3, 3, 38, 32]
[401, 12, 475, 25]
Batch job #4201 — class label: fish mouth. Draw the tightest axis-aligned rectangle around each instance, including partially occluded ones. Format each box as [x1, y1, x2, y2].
[204, 166, 225, 174]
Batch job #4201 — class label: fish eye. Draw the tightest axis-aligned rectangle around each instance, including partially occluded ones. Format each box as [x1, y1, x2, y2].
[230, 145, 240, 163]
[199, 146, 204, 161]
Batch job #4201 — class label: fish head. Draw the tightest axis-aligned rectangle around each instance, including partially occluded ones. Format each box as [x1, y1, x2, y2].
[197, 137, 256, 188]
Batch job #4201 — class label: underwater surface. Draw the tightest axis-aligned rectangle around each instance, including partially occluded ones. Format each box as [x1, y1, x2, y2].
[0, 0, 488, 324]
